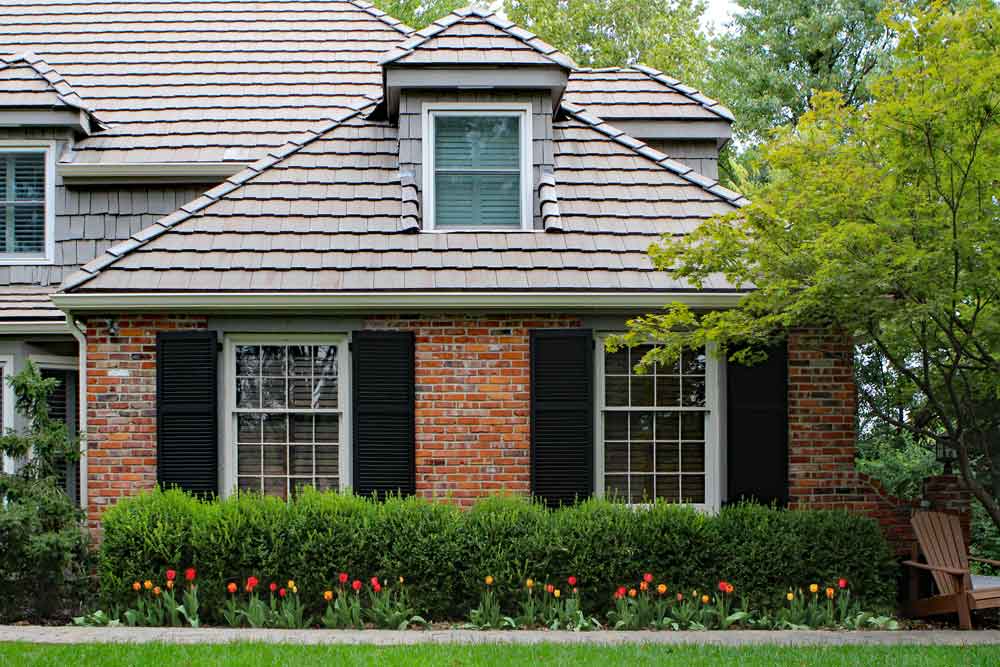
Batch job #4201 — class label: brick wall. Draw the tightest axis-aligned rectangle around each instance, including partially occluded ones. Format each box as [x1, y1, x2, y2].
[365, 314, 579, 505]
[786, 328, 969, 554]
[84, 314, 206, 529]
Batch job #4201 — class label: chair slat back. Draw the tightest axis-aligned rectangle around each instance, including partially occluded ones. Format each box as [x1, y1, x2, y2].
[911, 511, 969, 595]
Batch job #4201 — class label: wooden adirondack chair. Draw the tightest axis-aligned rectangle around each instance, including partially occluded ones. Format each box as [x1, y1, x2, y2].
[904, 511, 1000, 629]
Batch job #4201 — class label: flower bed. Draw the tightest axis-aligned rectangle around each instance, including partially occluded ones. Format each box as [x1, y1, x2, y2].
[91, 490, 898, 629]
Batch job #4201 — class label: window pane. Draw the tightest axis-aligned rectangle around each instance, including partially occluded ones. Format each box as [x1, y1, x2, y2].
[629, 475, 653, 503]
[288, 378, 312, 409]
[682, 349, 706, 376]
[261, 346, 286, 375]
[315, 414, 339, 443]
[681, 442, 705, 473]
[289, 446, 313, 476]
[261, 377, 286, 409]
[435, 115, 519, 170]
[9, 204, 44, 253]
[681, 412, 705, 440]
[605, 348, 628, 374]
[630, 376, 654, 407]
[288, 345, 311, 376]
[435, 172, 520, 228]
[605, 376, 628, 407]
[605, 475, 628, 501]
[262, 414, 287, 443]
[655, 412, 679, 440]
[604, 442, 628, 473]
[235, 346, 260, 376]
[655, 475, 680, 502]
[315, 446, 339, 476]
[655, 442, 680, 473]
[237, 445, 261, 475]
[629, 442, 653, 473]
[629, 411, 653, 441]
[263, 446, 286, 475]
[7, 153, 45, 200]
[682, 376, 706, 407]
[655, 376, 681, 407]
[604, 412, 627, 440]
[237, 413, 262, 443]
[289, 413, 313, 442]
[238, 476, 261, 494]
[263, 477, 287, 500]
[681, 475, 705, 503]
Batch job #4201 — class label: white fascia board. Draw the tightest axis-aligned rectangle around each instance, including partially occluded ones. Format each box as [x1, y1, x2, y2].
[0, 319, 70, 335]
[52, 291, 747, 312]
[58, 161, 251, 185]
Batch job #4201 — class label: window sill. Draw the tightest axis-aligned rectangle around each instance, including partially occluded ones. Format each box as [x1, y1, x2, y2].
[0, 257, 54, 266]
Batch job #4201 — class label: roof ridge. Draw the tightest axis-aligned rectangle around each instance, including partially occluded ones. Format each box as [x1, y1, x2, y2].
[61, 96, 381, 293]
[0, 50, 106, 126]
[345, 0, 415, 36]
[378, 5, 575, 69]
[630, 64, 735, 123]
[558, 101, 747, 208]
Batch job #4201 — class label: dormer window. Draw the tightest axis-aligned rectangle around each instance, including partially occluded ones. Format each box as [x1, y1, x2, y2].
[0, 143, 54, 264]
[422, 103, 532, 231]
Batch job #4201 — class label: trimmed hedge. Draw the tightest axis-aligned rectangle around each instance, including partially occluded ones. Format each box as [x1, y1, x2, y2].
[99, 490, 897, 621]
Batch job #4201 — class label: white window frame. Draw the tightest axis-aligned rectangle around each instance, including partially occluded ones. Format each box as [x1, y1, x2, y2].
[0, 140, 56, 265]
[222, 334, 351, 499]
[0, 355, 14, 474]
[421, 102, 533, 232]
[593, 334, 726, 512]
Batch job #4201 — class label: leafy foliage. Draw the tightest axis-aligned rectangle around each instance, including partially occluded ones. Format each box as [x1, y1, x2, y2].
[0, 362, 89, 622]
[100, 490, 896, 623]
[504, 0, 710, 86]
[615, 1, 1000, 531]
[709, 0, 894, 146]
[371, 0, 467, 29]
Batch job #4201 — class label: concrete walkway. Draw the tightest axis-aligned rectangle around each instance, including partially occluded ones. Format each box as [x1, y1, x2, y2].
[2, 626, 1000, 646]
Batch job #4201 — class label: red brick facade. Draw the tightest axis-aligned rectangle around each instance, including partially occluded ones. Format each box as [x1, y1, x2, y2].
[787, 328, 969, 554]
[84, 314, 207, 529]
[365, 314, 579, 505]
[81, 315, 968, 551]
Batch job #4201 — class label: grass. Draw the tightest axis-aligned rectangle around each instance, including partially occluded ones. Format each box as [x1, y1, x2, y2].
[1, 642, 999, 666]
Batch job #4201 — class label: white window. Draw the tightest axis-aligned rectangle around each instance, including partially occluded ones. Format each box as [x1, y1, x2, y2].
[422, 103, 533, 231]
[224, 337, 349, 499]
[0, 142, 55, 264]
[595, 338, 724, 510]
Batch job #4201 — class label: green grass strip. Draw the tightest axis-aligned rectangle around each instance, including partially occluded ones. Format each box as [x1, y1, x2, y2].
[1, 642, 999, 666]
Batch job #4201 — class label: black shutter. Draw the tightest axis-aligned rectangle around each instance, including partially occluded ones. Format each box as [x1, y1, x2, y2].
[351, 330, 415, 498]
[531, 329, 593, 507]
[156, 330, 218, 496]
[726, 343, 788, 505]
[42, 368, 80, 506]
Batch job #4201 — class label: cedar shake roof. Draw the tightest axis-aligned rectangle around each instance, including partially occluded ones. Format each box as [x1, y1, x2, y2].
[567, 66, 734, 123]
[0, 287, 64, 321]
[0, 0, 412, 164]
[0, 52, 101, 121]
[380, 6, 575, 69]
[63, 99, 745, 293]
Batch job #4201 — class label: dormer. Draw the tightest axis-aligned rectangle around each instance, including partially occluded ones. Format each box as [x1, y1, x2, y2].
[378, 7, 574, 232]
[566, 66, 733, 178]
[0, 52, 103, 136]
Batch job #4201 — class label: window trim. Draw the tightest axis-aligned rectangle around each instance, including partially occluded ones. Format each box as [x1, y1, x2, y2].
[421, 102, 534, 232]
[221, 334, 351, 499]
[0, 355, 14, 474]
[0, 140, 56, 265]
[592, 334, 726, 512]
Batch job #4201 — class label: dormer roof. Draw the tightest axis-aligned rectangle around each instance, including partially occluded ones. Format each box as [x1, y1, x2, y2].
[380, 6, 575, 69]
[0, 51, 104, 133]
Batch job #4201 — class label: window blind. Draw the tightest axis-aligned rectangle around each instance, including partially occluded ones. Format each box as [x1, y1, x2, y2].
[0, 152, 46, 255]
[433, 115, 521, 228]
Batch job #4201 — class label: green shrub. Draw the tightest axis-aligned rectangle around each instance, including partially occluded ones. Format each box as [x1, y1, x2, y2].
[0, 479, 91, 621]
[100, 490, 897, 623]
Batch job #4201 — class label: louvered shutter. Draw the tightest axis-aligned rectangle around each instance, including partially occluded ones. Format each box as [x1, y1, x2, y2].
[157, 331, 218, 496]
[0, 152, 46, 254]
[434, 115, 521, 228]
[42, 367, 80, 506]
[351, 330, 415, 498]
[531, 329, 594, 507]
[726, 343, 788, 505]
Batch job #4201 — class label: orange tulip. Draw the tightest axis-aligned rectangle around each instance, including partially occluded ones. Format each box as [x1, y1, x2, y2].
[324, 590, 333, 602]
[657, 584, 667, 595]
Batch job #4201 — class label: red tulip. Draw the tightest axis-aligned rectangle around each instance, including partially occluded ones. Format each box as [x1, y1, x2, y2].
[339, 572, 349, 585]
[352, 579, 362, 592]
[643, 573, 653, 584]
[838, 578, 848, 590]
[567, 576, 578, 587]
[165, 570, 176, 582]
[185, 568, 196, 582]
[373, 582, 382, 594]
[279, 587, 287, 598]
[616, 586, 626, 598]
[545, 583, 555, 594]
[246, 576, 259, 592]
[270, 582, 277, 593]
[370, 577, 379, 588]
[718, 581, 730, 593]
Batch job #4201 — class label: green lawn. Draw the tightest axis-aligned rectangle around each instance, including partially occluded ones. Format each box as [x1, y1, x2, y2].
[1, 642, 999, 666]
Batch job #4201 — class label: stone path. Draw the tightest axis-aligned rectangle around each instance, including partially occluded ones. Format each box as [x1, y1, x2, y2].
[2, 626, 1000, 646]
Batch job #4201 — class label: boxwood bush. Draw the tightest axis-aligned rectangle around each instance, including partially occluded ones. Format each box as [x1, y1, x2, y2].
[99, 489, 896, 622]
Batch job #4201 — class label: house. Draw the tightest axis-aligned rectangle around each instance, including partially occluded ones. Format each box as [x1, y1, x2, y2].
[0, 1, 964, 545]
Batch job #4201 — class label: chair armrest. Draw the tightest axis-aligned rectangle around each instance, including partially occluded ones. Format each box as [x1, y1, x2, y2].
[902, 560, 969, 577]
[970, 556, 1000, 568]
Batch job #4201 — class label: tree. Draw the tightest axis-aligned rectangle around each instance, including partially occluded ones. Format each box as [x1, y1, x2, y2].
[504, 0, 711, 86]
[612, 2, 1000, 530]
[372, 0, 467, 29]
[710, 0, 895, 145]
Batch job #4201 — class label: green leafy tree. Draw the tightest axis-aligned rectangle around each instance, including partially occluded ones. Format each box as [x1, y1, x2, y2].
[505, 0, 710, 86]
[710, 0, 895, 145]
[372, 0, 468, 29]
[612, 2, 1000, 530]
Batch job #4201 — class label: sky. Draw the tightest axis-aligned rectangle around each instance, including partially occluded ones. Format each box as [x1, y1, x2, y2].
[702, 0, 739, 32]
